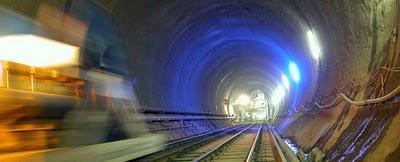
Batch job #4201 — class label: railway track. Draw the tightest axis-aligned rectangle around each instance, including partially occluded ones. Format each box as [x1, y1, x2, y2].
[251, 124, 282, 162]
[134, 124, 247, 162]
[194, 124, 262, 162]
[135, 123, 284, 162]
[191, 123, 283, 162]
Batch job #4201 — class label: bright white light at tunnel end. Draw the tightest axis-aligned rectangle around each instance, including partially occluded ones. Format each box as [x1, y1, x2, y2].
[289, 62, 300, 83]
[307, 30, 321, 61]
[236, 94, 250, 105]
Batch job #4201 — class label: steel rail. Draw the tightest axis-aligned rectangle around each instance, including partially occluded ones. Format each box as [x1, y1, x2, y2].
[163, 124, 242, 147]
[245, 123, 263, 162]
[192, 123, 256, 162]
[138, 124, 245, 161]
[150, 122, 221, 132]
[268, 125, 288, 162]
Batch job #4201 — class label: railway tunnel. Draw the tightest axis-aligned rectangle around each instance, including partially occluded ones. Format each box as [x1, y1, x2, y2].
[0, 0, 399, 161]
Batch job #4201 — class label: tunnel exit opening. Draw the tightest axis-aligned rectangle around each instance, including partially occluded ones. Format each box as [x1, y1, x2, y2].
[228, 90, 277, 122]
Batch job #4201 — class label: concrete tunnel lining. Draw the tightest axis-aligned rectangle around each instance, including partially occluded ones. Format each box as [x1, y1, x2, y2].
[112, 0, 319, 114]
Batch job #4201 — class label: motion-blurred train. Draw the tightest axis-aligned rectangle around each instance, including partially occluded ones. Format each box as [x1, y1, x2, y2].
[0, 4, 164, 161]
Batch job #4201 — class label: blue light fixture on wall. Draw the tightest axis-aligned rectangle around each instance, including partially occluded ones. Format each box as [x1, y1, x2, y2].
[289, 61, 300, 83]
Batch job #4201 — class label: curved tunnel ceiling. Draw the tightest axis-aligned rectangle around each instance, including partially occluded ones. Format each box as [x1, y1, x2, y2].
[112, 0, 325, 114]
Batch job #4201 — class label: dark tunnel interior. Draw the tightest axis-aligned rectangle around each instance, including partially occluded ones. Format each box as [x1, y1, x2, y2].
[114, 0, 317, 115]
[0, 0, 399, 161]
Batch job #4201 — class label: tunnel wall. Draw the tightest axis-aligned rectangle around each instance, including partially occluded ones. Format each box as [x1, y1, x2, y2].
[276, 0, 400, 161]
[111, 0, 320, 115]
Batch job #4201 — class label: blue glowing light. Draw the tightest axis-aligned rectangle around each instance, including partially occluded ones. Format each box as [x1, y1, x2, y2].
[289, 62, 300, 82]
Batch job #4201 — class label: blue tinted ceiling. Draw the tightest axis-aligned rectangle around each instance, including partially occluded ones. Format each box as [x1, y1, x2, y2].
[114, 0, 317, 113]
